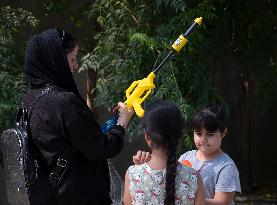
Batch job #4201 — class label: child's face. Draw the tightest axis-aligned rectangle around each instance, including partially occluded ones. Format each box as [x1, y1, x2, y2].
[193, 128, 223, 156]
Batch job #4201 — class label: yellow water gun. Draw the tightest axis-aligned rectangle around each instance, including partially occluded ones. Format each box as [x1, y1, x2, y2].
[125, 17, 203, 117]
[101, 17, 203, 132]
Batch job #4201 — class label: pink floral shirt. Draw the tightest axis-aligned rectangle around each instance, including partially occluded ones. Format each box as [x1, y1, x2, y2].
[127, 163, 198, 205]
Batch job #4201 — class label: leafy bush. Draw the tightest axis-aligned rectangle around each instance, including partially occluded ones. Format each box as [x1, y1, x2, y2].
[81, 0, 225, 148]
[0, 6, 39, 132]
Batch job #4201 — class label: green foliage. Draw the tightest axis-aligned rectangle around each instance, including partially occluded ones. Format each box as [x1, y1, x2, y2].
[81, 0, 277, 149]
[130, 33, 157, 50]
[82, 0, 223, 148]
[0, 6, 39, 132]
[43, 0, 71, 14]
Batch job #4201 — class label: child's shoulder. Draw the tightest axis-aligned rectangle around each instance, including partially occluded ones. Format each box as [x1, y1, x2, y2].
[127, 163, 160, 174]
[212, 153, 239, 174]
[218, 153, 237, 165]
[180, 150, 197, 158]
[127, 163, 146, 173]
[179, 150, 197, 165]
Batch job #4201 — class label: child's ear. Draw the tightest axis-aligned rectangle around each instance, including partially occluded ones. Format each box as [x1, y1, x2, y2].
[144, 132, 150, 146]
[144, 132, 151, 147]
[222, 128, 228, 138]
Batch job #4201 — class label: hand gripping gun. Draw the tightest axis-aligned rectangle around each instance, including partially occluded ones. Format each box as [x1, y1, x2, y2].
[101, 17, 203, 132]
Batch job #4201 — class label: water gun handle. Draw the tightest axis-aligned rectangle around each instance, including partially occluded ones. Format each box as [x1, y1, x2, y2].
[125, 72, 156, 117]
[101, 73, 154, 133]
[132, 100, 144, 118]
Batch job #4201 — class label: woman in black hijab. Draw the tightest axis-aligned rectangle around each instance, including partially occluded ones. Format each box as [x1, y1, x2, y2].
[23, 28, 133, 205]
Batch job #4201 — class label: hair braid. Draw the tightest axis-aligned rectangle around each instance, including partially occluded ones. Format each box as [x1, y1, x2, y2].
[164, 140, 178, 205]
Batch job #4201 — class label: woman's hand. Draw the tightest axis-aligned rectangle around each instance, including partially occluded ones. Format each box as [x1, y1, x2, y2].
[117, 102, 134, 128]
[133, 150, 152, 165]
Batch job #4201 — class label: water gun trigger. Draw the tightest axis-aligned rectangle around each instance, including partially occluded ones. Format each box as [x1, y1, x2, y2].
[140, 89, 152, 103]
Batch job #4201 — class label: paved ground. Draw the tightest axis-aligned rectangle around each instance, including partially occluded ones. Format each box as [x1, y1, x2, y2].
[236, 202, 276, 205]
[234, 186, 277, 205]
[235, 196, 277, 205]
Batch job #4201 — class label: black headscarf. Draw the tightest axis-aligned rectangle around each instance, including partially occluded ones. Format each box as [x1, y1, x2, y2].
[24, 28, 79, 95]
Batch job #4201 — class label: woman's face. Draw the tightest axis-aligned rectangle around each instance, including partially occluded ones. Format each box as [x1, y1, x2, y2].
[67, 45, 79, 73]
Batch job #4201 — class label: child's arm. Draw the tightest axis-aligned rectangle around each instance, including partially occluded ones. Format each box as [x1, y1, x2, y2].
[194, 172, 206, 205]
[123, 171, 132, 205]
[206, 163, 240, 205]
[205, 192, 235, 205]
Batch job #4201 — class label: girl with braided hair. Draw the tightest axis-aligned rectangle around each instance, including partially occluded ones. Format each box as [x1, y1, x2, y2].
[123, 101, 205, 205]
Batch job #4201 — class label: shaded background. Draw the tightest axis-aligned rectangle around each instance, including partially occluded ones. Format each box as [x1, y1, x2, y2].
[0, 0, 276, 204]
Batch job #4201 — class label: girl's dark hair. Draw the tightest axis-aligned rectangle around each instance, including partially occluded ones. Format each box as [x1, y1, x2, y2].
[143, 101, 182, 205]
[56, 28, 77, 54]
[191, 104, 227, 133]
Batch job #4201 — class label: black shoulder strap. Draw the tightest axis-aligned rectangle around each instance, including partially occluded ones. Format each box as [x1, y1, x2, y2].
[25, 86, 71, 189]
[16, 87, 54, 131]
[26, 86, 53, 119]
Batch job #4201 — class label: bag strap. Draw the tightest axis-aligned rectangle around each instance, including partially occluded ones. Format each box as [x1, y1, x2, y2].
[48, 147, 71, 188]
[16, 87, 54, 131]
[24, 86, 71, 189]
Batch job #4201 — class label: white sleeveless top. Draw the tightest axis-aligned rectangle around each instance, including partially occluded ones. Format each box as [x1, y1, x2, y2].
[127, 163, 198, 205]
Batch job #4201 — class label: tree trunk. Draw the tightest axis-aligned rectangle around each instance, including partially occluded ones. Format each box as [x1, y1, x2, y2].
[239, 72, 252, 193]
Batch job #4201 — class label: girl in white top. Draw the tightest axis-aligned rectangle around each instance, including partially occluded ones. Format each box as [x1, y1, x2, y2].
[123, 101, 205, 205]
